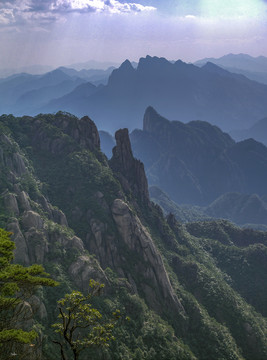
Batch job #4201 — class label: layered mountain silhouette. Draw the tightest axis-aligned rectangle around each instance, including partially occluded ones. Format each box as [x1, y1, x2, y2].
[2, 55, 267, 133]
[195, 53, 267, 85]
[0, 69, 86, 114]
[1, 111, 267, 359]
[0, 66, 112, 116]
[150, 185, 267, 229]
[231, 116, 267, 146]
[42, 56, 267, 132]
[130, 107, 267, 205]
[206, 192, 267, 228]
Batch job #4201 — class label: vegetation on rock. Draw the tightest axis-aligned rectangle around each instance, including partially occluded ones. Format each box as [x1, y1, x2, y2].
[0, 112, 266, 360]
[0, 228, 57, 359]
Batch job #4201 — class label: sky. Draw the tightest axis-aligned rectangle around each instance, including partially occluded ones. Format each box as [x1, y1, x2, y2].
[0, 0, 267, 70]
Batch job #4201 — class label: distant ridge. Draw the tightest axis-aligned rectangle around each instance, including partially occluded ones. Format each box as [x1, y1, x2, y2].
[195, 53, 267, 84]
[131, 107, 267, 205]
[2, 55, 267, 133]
[42, 55, 267, 132]
[230, 116, 267, 146]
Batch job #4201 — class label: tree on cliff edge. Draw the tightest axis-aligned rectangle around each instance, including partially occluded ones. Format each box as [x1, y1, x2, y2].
[0, 228, 58, 359]
[52, 279, 120, 360]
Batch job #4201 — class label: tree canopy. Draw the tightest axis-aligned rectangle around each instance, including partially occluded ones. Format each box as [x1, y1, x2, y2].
[0, 228, 58, 359]
[53, 279, 120, 360]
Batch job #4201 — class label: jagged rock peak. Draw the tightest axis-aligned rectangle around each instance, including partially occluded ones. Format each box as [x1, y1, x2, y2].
[201, 61, 231, 76]
[137, 55, 171, 71]
[53, 113, 100, 151]
[108, 59, 135, 86]
[119, 59, 135, 71]
[110, 128, 149, 204]
[112, 128, 133, 173]
[143, 106, 169, 132]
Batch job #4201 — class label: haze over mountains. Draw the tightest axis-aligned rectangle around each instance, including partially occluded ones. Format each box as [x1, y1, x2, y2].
[0, 67, 114, 116]
[130, 107, 267, 207]
[1, 52, 267, 359]
[43, 56, 267, 132]
[1, 111, 267, 359]
[1, 54, 267, 135]
[0, 59, 118, 78]
[231, 116, 267, 146]
[195, 53, 267, 85]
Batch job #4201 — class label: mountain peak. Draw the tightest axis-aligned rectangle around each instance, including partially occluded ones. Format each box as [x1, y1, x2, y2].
[110, 128, 149, 204]
[119, 59, 134, 71]
[137, 56, 171, 71]
[143, 106, 169, 132]
[108, 59, 135, 86]
[201, 61, 231, 76]
[41, 68, 70, 80]
[144, 106, 158, 118]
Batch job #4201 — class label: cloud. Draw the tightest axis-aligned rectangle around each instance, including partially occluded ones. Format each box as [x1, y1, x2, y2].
[51, 0, 156, 14]
[0, 0, 156, 26]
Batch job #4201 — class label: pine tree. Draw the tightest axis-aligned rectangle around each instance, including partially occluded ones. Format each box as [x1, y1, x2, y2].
[0, 228, 58, 359]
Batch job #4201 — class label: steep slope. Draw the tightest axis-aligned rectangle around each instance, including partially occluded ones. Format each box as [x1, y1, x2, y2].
[0, 114, 194, 360]
[1, 112, 267, 359]
[131, 107, 267, 205]
[43, 56, 267, 132]
[0, 113, 184, 316]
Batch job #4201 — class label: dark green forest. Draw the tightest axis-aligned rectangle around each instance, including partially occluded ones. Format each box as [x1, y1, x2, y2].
[0, 112, 266, 359]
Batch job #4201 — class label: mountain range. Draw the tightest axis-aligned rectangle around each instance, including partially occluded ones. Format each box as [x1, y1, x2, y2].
[43, 56, 267, 132]
[0, 111, 267, 359]
[130, 107, 267, 206]
[150, 185, 267, 230]
[230, 116, 267, 146]
[1, 55, 267, 133]
[0, 67, 113, 116]
[194, 53, 267, 85]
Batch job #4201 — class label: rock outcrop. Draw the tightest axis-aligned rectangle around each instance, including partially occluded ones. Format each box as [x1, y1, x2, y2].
[0, 128, 106, 286]
[110, 128, 149, 204]
[1, 112, 267, 360]
[53, 114, 100, 151]
[112, 198, 184, 314]
[28, 113, 100, 155]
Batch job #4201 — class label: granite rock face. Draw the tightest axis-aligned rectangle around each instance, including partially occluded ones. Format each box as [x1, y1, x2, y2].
[111, 198, 184, 314]
[0, 129, 105, 287]
[53, 114, 100, 151]
[110, 128, 149, 204]
[28, 113, 100, 155]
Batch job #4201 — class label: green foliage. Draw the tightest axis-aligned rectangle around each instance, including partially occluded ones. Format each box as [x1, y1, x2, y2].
[52, 279, 120, 360]
[1, 112, 267, 360]
[0, 328, 37, 344]
[105, 289, 196, 360]
[0, 228, 58, 358]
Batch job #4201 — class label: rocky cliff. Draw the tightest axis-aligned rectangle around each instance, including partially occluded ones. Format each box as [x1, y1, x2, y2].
[110, 128, 149, 205]
[1, 112, 267, 360]
[0, 130, 106, 290]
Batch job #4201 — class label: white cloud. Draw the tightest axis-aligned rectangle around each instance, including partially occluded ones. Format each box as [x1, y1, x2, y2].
[51, 0, 156, 14]
[184, 14, 197, 20]
[0, 9, 15, 25]
[0, 0, 156, 26]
